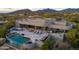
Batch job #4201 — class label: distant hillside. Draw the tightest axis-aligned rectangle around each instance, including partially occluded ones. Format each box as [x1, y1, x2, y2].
[0, 8, 79, 15]
[37, 8, 57, 13]
[8, 9, 32, 15]
[37, 8, 79, 13]
[60, 8, 79, 13]
[9, 8, 79, 14]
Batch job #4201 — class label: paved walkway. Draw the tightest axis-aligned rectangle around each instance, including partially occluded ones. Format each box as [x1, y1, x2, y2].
[0, 43, 19, 50]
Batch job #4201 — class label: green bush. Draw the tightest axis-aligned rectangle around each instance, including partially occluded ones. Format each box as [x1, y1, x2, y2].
[67, 29, 77, 41]
[0, 27, 6, 38]
[41, 39, 55, 50]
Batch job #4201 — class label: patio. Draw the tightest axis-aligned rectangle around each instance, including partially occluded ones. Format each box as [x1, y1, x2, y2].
[10, 28, 48, 43]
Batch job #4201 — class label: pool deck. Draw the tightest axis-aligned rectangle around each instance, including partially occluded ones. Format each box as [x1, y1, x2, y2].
[10, 28, 48, 43]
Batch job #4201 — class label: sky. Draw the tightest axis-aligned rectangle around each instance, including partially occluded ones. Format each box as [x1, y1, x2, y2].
[0, 0, 78, 13]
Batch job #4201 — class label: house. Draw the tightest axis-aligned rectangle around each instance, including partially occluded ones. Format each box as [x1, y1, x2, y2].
[6, 18, 74, 49]
[16, 18, 73, 32]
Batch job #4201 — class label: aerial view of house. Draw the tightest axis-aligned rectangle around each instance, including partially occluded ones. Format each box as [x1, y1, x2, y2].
[0, 8, 78, 50]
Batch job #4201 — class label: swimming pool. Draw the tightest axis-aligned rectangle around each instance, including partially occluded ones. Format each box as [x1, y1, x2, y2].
[6, 33, 31, 46]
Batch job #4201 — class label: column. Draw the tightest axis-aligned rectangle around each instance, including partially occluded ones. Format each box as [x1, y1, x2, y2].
[35, 26, 37, 30]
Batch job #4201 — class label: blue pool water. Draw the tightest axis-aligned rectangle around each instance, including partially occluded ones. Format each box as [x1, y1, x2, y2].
[7, 33, 30, 46]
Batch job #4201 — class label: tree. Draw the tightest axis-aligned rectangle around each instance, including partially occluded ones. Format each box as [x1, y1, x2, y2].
[41, 39, 55, 50]
[76, 23, 79, 31]
[67, 29, 79, 48]
[67, 29, 77, 48]
[74, 39, 79, 48]
[0, 27, 6, 38]
[4, 20, 15, 30]
[43, 13, 51, 18]
[0, 20, 15, 38]
[67, 29, 77, 41]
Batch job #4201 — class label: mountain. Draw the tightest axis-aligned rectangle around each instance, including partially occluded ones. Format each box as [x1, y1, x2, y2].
[37, 8, 57, 13]
[0, 8, 79, 15]
[8, 9, 32, 15]
[59, 8, 79, 13]
[37, 8, 79, 13]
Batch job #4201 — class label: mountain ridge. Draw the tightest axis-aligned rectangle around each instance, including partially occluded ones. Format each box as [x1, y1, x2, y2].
[1, 8, 79, 14]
